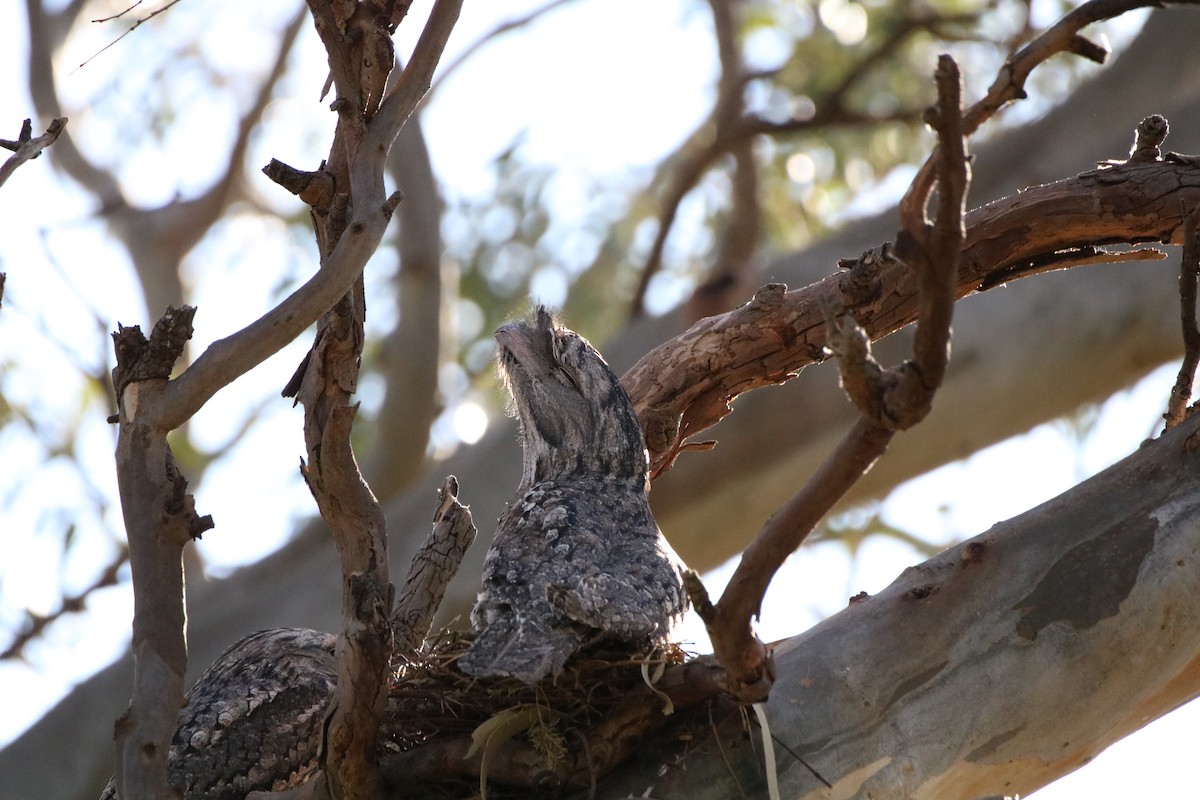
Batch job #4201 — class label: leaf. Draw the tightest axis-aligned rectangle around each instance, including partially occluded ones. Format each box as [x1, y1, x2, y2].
[640, 657, 674, 715]
[466, 704, 554, 800]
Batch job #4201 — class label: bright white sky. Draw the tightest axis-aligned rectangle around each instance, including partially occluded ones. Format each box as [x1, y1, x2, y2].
[1, 1, 1197, 797]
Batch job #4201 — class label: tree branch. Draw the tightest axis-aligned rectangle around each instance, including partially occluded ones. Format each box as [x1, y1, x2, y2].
[1165, 204, 1200, 428]
[0, 117, 66, 188]
[391, 476, 477, 655]
[159, 1, 461, 431]
[693, 54, 971, 701]
[595, 410, 1200, 799]
[110, 306, 214, 799]
[628, 156, 1200, 479]
[906, 0, 1198, 218]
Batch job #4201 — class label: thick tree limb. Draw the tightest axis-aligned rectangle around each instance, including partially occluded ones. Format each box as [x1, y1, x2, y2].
[109, 306, 213, 799]
[594, 410, 1200, 799]
[628, 157, 1200, 478]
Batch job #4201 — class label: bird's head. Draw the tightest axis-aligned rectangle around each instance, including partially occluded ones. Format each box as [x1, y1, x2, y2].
[495, 307, 648, 489]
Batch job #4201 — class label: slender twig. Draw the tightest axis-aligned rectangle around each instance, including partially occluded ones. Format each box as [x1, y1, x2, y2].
[72, 0, 183, 73]
[428, 0, 577, 99]
[1165, 205, 1200, 429]
[1, 548, 128, 659]
[906, 0, 1193, 219]
[92, 1, 146, 23]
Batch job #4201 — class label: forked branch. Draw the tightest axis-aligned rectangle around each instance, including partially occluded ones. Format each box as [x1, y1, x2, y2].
[690, 55, 970, 701]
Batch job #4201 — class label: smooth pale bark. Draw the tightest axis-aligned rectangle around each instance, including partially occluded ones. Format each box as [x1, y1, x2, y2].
[7, 11, 1200, 800]
[592, 410, 1200, 799]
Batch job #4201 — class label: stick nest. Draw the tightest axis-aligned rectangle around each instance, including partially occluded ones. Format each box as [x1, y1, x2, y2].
[382, 630, 688, 750]
[377, 630, 692, 797]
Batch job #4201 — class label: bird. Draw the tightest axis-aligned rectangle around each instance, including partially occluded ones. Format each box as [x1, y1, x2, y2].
[458, 307, 689, 684]
[100, 628, 337, 800]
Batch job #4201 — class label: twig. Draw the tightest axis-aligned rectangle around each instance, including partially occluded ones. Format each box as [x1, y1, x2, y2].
[92, 1, 146, 23]
[391, 476, 477, 655]
[427, 0, 577, 99]
[0, 117, 67, 188]
[906, 0, 1190, 220]
[72, 0, 183, 73]
[1, 548, 128, 659]
[1165, 205, 1200, 429]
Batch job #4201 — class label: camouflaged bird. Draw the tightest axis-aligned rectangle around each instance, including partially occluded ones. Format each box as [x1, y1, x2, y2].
[100, 628, 337, 800]
[458, 308, 689, 683]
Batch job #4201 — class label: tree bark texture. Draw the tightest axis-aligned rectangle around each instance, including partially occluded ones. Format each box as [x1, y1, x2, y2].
[592, 411, 1200, 799]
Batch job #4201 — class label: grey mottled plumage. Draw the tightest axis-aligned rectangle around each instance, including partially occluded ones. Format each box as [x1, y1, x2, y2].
[100, 628, 336, 800]
[458, 308, 688, 683]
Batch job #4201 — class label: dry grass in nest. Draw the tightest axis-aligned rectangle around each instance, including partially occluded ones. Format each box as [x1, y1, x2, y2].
[374, 632, 733, 798]
[380, 630, 690, 755]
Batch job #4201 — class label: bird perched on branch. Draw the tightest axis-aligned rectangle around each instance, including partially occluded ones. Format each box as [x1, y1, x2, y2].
[100, 628, 337, 800]
[459, 308, 689, 683]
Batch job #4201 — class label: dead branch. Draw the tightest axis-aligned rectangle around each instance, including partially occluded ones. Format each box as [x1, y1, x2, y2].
[629, 155, 1200, 479]
[1165, 204, 1200, 428]
[0, 117, 66, 188]
[391, 476, 477, 655]
[275, 7, 463, 797]
[906, 0, 1197, 217]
